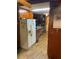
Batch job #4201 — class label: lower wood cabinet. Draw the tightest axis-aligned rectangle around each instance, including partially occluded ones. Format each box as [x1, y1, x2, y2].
[48, 28, 61, 59]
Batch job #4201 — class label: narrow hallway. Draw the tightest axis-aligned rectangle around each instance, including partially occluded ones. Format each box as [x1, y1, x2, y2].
[17, 33, 48, 59]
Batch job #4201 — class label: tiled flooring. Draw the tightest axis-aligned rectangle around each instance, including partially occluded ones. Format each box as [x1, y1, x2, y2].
[17, 33, 48, 59]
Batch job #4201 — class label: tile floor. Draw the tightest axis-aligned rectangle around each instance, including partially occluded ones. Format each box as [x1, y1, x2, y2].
[17, 33, 48, 59]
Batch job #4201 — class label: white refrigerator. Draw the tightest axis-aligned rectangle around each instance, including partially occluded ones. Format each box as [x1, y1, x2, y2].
[20, 19, 36, 49]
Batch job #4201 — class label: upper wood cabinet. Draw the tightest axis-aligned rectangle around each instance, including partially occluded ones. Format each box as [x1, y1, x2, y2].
[17, 0, 32, 8]
[19, 11, 33, 19]
[17, 0, 33, 19]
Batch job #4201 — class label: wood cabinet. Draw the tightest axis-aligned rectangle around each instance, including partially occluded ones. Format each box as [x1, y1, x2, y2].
[18, 0, 33, 19]
[17, 0, 32, 8]
[48, 28, 61, 59]
[19, 11, 33, 19]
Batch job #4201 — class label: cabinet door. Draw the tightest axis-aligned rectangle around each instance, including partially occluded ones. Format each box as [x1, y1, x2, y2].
[48, 29, 61, 59]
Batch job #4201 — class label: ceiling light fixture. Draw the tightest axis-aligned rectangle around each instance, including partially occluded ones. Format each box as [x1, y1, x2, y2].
[32, 8, 50, 12]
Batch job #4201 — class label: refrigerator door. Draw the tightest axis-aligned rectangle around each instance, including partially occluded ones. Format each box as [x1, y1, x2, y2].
[27, 19, 36, 48]
[31, 20, 36, 46]
[27, 20, 32, 48]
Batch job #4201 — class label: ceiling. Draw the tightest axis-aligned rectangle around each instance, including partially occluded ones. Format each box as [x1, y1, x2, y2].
[32, 2, 50, 15]
[18, 0, 61, 15]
